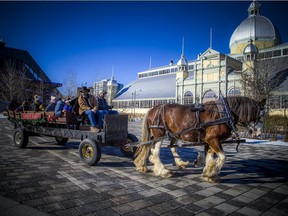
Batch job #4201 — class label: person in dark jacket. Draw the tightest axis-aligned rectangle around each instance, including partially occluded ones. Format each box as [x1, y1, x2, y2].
[31, 95, 45, 111]
[96, 91, 118, 128]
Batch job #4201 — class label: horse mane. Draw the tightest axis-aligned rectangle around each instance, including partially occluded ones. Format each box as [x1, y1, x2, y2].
[226, 96, 259, 123]
[203, 101, 221, 119]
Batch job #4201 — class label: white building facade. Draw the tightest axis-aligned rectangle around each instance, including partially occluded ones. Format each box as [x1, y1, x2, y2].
[113, 0, 288, 115]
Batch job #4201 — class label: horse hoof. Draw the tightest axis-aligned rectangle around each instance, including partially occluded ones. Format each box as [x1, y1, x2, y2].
[137, 166, 149, 173]
[161, 170, 173, 178]
[177, 160, 190, 169]
[202, 175, 221, 183]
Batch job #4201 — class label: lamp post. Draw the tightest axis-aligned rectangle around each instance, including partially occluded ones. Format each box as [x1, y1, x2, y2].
[131, 89, 141, 120]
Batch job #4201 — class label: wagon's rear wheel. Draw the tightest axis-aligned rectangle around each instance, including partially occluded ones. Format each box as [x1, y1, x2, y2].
[79, 138, 101, 165]
[13, 128, 29, 148]
[120, 133, 138, 156]
[55, 137, 69, 145]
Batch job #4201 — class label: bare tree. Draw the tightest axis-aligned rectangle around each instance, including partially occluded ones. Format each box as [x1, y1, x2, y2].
[0, 58, 31, 102]
[239, 54, 288, 102]
[60, 69, 78, 98]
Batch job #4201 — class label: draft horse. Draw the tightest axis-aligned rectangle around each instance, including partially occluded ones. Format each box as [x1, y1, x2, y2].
[134, 96, 266, 183]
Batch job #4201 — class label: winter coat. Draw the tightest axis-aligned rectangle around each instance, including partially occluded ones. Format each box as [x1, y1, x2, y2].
[78, 94, 98, 115]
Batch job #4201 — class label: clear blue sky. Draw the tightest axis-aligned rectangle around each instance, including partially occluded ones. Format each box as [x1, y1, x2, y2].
[1, 1, 287, 89]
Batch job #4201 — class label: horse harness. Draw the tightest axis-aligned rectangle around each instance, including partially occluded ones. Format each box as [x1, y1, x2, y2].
[147, 93, 240, 147]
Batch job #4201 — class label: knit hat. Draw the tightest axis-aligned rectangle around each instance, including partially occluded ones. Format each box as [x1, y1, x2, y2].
[50, 96, 57, 103]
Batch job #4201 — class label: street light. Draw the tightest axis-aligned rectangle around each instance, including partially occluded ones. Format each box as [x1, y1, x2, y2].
[131, 89, 141, 120]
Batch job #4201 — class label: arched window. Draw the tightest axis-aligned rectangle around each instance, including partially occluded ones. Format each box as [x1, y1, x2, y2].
[203, 90, 217, 103]
[184, 91, 193, 105]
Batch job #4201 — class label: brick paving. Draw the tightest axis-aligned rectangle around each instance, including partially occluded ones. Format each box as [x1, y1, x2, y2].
[0, 118, 288, 215]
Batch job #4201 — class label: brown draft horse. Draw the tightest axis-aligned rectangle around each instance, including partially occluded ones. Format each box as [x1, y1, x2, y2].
[134, 96, 266, 183]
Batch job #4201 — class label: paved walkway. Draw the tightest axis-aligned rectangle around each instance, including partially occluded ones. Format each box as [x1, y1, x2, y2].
[0, 118, 288, 215]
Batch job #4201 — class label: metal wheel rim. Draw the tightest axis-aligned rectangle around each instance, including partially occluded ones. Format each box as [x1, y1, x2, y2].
[123, 138, 133, 152]
[15, 132, 22, 145]
[82, 144, 94, 159]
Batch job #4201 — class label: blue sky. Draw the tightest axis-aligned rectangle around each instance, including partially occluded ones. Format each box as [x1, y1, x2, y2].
[0, 1, 287, 89]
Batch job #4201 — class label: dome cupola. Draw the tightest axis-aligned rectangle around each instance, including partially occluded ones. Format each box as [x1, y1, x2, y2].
[229, 0, 281, 55]
[177, 54, 188, 66]
[243, 39, 258, 54]
[248, 0, 261, 16]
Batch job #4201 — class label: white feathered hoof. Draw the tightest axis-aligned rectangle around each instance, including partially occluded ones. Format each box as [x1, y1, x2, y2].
[153, 167, 173, 178]
[176, 160, 190, 169]
[202, 175, 221, 183]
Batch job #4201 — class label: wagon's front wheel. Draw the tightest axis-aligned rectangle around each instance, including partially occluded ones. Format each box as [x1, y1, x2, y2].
[13, 128, 29, 148]
[79, 138, 101, 165]
[120, 133, 138, 156]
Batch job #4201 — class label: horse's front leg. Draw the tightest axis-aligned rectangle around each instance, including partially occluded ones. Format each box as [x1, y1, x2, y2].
[170, 138, 190, 169]
[202, 139, 225, 183]
[149, 140, 173, 178]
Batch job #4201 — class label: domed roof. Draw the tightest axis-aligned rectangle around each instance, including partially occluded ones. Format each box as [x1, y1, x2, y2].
[229, 1, 281, 54]
[243, 40, 258, 54]
[177, 54, 188, 66]
[229, 16, 278, 49]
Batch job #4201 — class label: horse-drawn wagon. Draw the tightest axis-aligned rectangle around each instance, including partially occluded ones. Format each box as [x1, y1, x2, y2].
[7, 110, 138, 165]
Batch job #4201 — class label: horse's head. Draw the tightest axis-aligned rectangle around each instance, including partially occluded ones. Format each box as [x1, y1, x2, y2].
[227, 97, 266, 137]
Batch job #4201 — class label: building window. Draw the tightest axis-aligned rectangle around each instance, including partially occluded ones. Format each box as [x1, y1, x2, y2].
[154, 100, 167, 106]
[140, 100, 152, 108]
[202, 90, 217, 103]
[184, 91, 193, 105]
[168, 99, 176, 104]
[188, 65, 194, 70]
[203, 72, 218, 82]
[273, 50, 281, 57]
[264, 51, 272, 58]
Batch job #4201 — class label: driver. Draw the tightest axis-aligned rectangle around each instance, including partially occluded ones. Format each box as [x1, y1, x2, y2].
[78, 86, 99, 132]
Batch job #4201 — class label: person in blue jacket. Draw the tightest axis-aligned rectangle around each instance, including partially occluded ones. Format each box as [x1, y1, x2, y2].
[55, 98, 65, 116]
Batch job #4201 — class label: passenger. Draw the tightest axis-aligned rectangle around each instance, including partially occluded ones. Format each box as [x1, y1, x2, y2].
[55, 98, 65, 117]
[45, 96, 57, 112]
[31, 95, 45, 111]
[78, 86, 99, 132]
[97, 91, 118, 128]
[63, 100, 72, 112]
[63, 100, 74, 129]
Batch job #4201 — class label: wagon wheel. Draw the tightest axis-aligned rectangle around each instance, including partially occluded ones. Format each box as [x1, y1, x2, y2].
[120, 133, 138, 156]
[55, 137, 69, 145]
[13, 128, 29, 148]
[79, 138, 101, 166]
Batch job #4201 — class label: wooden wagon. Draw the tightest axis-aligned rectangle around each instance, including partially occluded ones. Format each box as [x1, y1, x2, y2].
[7, 110, 138, 165]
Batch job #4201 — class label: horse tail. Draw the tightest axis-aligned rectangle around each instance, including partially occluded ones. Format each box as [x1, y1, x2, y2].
[134, 109, 151, 157]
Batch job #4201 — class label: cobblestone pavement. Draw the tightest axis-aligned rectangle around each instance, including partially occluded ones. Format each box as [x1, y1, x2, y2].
[0, 118, 288, 215]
